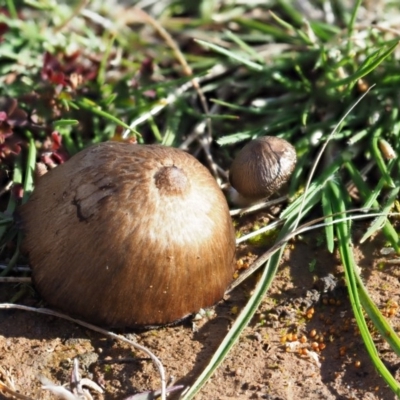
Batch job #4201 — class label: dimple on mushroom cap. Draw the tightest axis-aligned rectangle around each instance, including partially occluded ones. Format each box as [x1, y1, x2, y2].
[19, 142, 236, 327]
[229, 136, 297, 200]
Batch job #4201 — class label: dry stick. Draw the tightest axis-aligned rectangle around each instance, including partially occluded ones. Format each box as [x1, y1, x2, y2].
[0, 264, 30, 272]
[0, 381, 34, 400]
[119, 8, 221, 178]
[0, 304, 167, 400]
[80, 8, 120, 32]
[0, 214, 395, 400]
[180, 84, 235, 184]
[0, 277, 30, 283]
[124, 80, 195, 131]
[226, 209, 391, 293]
[355, 23, 400, 36]
[235, 219, 284, 245]
[190, 83, 237, 178]
[379, 259, 400, 264]
[187, 106, 226, 182]
[185, 120, 221, 180]
[230, 195, 288, 217]
[132, 9, 212, 132]
[123, 64, 227, 134]
[0, 181, 13, 198]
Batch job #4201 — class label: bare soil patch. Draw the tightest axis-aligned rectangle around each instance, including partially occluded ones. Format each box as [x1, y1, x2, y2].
[1, 222, 400, 400]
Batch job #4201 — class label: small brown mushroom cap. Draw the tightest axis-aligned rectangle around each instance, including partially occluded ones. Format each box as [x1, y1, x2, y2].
[19, 142, 236, 327]
[229, 136, 297, 202]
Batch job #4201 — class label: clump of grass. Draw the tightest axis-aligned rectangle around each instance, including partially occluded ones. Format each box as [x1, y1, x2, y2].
[2, 0, 400, 398]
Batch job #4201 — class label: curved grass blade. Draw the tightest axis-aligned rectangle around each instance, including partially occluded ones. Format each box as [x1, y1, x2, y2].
[181, 159, 343, 398]
[371, 132, 395, 188]
[327, 41, 399, 90]
[72, 98, 141, 137]
[223, 30, 265, 64]
[347, 0, 362, 49]
[194, 39, 264, 71]
[344, 160, 400, 251]
[181, 247, 285, 400]
[357, 274, 400, 357]
[269, 11, 314, 46]
[321, 186, 335, 253]
[22, 136, 36, 204]
[360, 186, 400, 245]
[328, 179, 400, 396]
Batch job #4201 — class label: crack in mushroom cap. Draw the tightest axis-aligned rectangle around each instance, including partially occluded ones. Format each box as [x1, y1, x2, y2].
[229, 136, 297, 201]
[19, 142, 236, 327]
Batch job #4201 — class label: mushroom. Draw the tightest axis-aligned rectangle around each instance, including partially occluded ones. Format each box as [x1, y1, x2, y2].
[229, 136, 297, 206]
[19, 141, 236, 328]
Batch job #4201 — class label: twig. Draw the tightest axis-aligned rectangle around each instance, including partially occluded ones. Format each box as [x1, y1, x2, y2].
[236, 219, 284, 245]
[119, 7, 214, 139]
[227, 209, 394, 293]
[230, 195, 288, 217]
[0, 181, 13, 198]
[80, 8, 119, 32]
[187, 120, 220, 180]
[0, 277, 31, 283]
[0, 366, 34, 400]
[121, 64, 227, 135]
[0, 264, 30, 272]
[0, 381, 34, 400]
[180, 94, 232, 182]
[0, 304, 167, 400]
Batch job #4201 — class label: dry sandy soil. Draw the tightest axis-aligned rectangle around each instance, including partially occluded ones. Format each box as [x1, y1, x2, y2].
[1, 213, 400, 400]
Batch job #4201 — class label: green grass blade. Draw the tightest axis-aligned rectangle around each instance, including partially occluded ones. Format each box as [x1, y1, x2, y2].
[360, 187, 400, 244]
[371, 134, 395, 188]
[6, 0, 18, 19]
[321, 186, 335, 252]
[357, 274, 400, 357]
[344, 160, 371, 196]
[0, 151, 23, 247]
[363, 177, 389, 210]
[97, 34, 116, 87]
[234, 17, 293, 42]
[53, 119, 79, 128]
[181, 247, 284, 399]
[269, 11, 313, 46]
[328, 41, 398, 89]
[223, 30, 265, 64]
[329, 179, 400, 396]
[347, 0, 362, 45]
[344, 161, 400, 251]
[182, 160, 334, 398]
[72, 99, 141, 137]
[194, 39, 264, 71]
[22, 136, 36, 204]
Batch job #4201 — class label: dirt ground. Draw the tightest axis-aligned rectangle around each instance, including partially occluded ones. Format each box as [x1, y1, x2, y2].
[1, 214, 400, 400]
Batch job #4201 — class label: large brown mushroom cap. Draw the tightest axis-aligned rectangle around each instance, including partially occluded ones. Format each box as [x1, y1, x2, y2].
[229, 136, 297, 202]
[19, 142, 236, 327]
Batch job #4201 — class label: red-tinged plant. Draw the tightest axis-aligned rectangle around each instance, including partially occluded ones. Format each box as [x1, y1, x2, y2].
[0, 98, 28, 161]
[0, 8, 11, 42]
[0, 98, 27, 138]
[41, 51, 99, 90]
[40, 131, 69, 169]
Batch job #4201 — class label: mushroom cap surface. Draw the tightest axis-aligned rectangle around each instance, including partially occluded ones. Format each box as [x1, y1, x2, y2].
[19, 142, 236, 327]
[229, 136, 297, 200]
